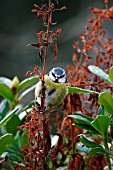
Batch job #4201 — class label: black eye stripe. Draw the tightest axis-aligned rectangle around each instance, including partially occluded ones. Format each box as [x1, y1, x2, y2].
[52, 72, 56, 78]
[52, 72, 65, 78]
[59, 74, 65, 78]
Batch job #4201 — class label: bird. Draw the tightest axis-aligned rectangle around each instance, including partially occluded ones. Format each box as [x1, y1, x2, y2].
[35, 67, 68, 111]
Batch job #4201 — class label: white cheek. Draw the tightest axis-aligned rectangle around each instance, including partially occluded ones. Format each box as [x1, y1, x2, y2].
[58, 76, 66, 83]
[49, 72, 56, 81]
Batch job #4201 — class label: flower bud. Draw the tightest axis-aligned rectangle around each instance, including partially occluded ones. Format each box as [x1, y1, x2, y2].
[12, 76, 19, 88]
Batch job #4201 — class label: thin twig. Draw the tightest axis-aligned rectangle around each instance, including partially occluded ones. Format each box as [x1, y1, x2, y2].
[41, 0, 52, 165]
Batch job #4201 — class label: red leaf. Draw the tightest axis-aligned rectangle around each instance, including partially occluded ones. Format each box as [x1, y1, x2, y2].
[51, 3, 55, 10]
[31, 9, 37, 13]
[88, 18, 94, 23]
[72, 53, 78, 62]
[31, 43, 42, 48]
[60, 6, 67, 11]
[25, 71, 30, 76]
[34, 4, 40, 9]
[104, 0, 108, 4]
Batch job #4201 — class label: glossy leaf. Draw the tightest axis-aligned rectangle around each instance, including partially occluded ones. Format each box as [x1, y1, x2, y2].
[7, 145, 25, 164]
[73, 112, 94, 121]
[109, 66, 113, 84]
[88, 147, 106, 156]
[91, 115, 110, 134]
[68, 112, 93, 125]
[0, 83, 14, 102]
[9, 161, 25, 168]
[0, 77, 12, 87]
[0, 134, 14, 154]
[80, 135, 102, 148]
[88, 147, 113, 157]
[18, 134, 28, 148]
[18, 76, 39, 92]
[105, 150, 113, 156]
[6, 142, 20, 154]
[68, 87, 99, 94]
[98, 92, 113, 114]
[0, 107, 19, 128]
[88, 65, 111, 84]
[98, 106, 104, 115]
[0, 99, 10, 118]
[9, 153, 19, 162]
[73, 123, 99, 134]
[68, 115, 91, 125]
[6, 114, 21, 135]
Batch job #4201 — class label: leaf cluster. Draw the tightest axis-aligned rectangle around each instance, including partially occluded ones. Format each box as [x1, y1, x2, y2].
[0, 76, 38, 168]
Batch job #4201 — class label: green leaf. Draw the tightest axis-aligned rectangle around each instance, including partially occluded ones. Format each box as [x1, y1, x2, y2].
[0, 83, 14, 102]
[91, 115, 110, 134]
[68, 87, 99, 94]
[98, 106, 104, 115]
[8, 153, 19, 162]
[0, 134, 14, 154]
[68, 115, 91, 125]
[0, 107, 19, 128]
[8, 151, 25, 164]
[9, 161, 25, 169]
[6, 142, 20, 154]
[98, 92, 113, 114]
[88, 147, 106, 156]
[80, 135, 102, 148]
[0, 77, 12, 87]
[0, 99, 10, 118]
[19, 84, 36, 100]
[88, 65, 111, 84]
[73, 123, 99, 134]
[105, 149, 113, 156]
[18, 76, 39, 92]
[68, 112, 93, 125]
[73, 112, 94, 121]
[88, 147, 113, 157]
[18, 134, 28, 148]
[6, 114, 21, 135]
[109, 66, 113, 84]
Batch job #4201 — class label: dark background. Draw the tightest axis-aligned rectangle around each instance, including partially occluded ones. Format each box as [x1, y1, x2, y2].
[0, 0, 113, 81]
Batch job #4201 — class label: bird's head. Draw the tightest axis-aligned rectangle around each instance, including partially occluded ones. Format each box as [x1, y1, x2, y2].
[47, 67, 66, 84]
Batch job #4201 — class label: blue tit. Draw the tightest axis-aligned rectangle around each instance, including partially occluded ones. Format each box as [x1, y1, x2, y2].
[35, 67, 68, 109]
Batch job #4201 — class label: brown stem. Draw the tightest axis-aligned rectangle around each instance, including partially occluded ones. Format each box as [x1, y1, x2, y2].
[78, 52, 83, 68]
[43, 0, 51, 75]
[96, 30, 101, 67]
[41, 0, 52, 165]
[70, 94, 75, 170]
[75, 51, 83, 80]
